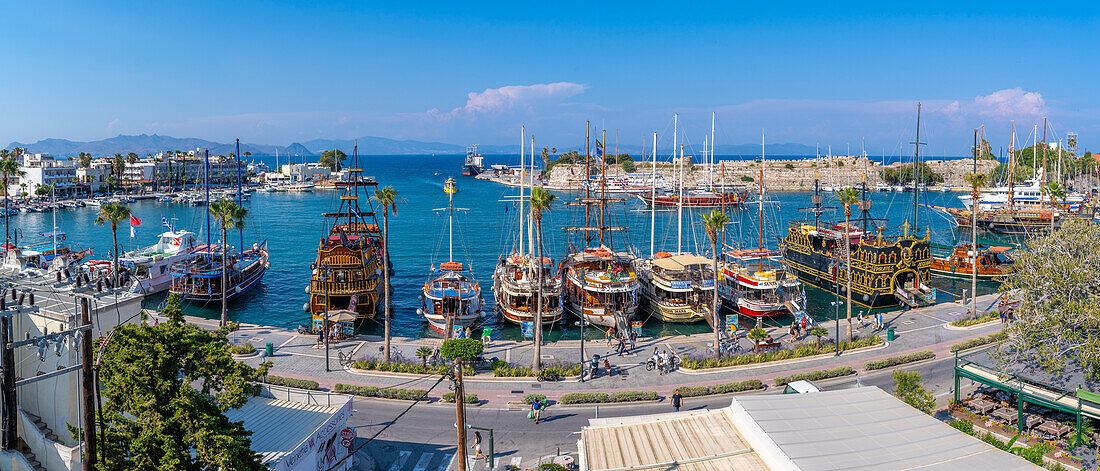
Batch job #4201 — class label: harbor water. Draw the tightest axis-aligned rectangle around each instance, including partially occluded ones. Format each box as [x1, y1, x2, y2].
[9, 154, 1015, 342]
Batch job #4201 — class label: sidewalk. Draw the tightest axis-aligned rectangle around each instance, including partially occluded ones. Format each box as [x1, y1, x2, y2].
[175, 293, 1006, 406]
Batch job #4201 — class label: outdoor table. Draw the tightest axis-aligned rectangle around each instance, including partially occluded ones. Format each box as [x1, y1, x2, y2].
[1024, 415, 1043, 429]
[1037, 421, 1069, 438]
[991, 408, 1017, 424]
[969, 399, 996, 414]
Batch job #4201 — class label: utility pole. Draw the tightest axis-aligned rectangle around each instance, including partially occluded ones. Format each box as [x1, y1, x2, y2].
[1, 297, 14, 451]
[80, 297, 98, 470]
[454, 361, 468, 471]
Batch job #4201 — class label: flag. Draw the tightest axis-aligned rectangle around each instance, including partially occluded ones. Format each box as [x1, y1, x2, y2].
[162, 217, 174, 232]
[130, 226, 136, 238]
[129, 215, 142, 226]
[594, 139, 604, 157]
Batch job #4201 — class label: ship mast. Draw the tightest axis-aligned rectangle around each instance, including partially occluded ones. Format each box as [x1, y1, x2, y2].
[529, 135, 535, 255]
[204, 149, 211, 249]
[758, 130, 765, 273]
[447, 180, 455, 262]
[518, 126, 525, 257]
[585, 121, 591, 247]
[650, 131, 657, 257]
[600, 129, 608, 247]
[910, 103, 925, 228]
[1008, 122, 1016, 210]
[675, 114, 682, 253]
[236, 139, 244, 254]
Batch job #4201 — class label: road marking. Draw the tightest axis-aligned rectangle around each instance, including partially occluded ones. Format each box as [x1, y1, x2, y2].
[388, 450, 411, 471]
[277, 336, 296, 348]
[411, 452, 434, 471]
[437, 454, 454, 471]
[510, 457, 522, 467]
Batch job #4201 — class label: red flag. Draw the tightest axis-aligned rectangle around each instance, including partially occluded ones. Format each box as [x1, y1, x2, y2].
[129, 215, 142, 226]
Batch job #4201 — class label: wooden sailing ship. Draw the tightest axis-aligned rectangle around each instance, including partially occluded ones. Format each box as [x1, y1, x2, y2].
[637, 253, 712, 323]
[561, 125, 639, 330]
[493, 128, 563, 325]
[418, 178, 483, 336]
[930, 243, 1015, 280]
[307, 144, 384, 327]
[170, 146, 269, 303]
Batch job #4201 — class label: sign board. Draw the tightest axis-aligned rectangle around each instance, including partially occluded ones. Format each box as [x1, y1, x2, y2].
[521, 321, 534, 339]
[276, 399, 354, 471]
[726, 315, 738, 333]
[340, 428, 353, 440]
[631, 321, 642, 336]
[700, 279, 715, 288]
[670, 280, 692, 290]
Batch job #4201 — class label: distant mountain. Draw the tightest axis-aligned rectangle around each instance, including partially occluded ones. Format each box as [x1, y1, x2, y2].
[282, 143, 313, 157]
[6, 134, 283, 157]
[302, 137, 515, 155]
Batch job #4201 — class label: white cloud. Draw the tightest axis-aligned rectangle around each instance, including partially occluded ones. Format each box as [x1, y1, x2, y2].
[428, 82, 588, 120]
[970, 88, 1046, 119]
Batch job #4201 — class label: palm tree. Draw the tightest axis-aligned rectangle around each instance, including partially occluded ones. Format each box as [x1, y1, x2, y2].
[529, 187, 557, 372]
[702, 209, 730, 357]
[94, 202, 131, 287]
[835, 188, 860, 341]
[1043, 182, 1067, 232]
[964, 172, 988, 317]
[209, 198, 247, 327]
[0, 157, 24, 248]
[371, 186, 402, 361]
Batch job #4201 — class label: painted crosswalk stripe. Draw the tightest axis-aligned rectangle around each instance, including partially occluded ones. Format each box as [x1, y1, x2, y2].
[388, 451, 411, 471]
[411, 452, 434, 471]
[436, 454, 454, 471]
[510, 457, 522, 467]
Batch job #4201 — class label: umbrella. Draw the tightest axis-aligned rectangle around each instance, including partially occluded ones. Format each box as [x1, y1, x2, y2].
[328, 310, 357, 323]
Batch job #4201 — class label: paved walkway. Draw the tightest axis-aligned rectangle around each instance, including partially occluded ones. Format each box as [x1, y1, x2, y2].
[168, 293, 1006, 406]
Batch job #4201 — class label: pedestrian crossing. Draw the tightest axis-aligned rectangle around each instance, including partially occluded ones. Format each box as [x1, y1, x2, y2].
[377, 448, 524, 471]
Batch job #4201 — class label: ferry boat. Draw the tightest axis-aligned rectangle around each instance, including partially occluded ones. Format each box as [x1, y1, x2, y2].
[417, 178, 483, 336]
[306, 144, 384, 324]
[120, 230, 198, 295]
[462, 145, 484, 176]
[720, 248, 805, 318]
[930, 243, 1015, 280]
[636, 253, 712, 323]
[492, 131, 563, 325]
[169, 148, 270, 304]
[561, 126, 639, 330]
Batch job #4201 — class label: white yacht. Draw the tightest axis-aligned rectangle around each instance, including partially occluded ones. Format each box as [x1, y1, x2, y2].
[120, 230, 198, 295]
[958, 170, 1086, 211]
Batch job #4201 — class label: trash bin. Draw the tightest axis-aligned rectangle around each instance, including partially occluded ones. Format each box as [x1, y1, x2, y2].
[886, 327, 896, 341]
[265, 342, 274, 357]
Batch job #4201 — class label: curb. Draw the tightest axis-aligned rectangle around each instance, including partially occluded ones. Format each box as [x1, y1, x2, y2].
[943, 319, 1001, 331]
[232, 352, 261, 360]
[553, 399, 664, 408]
[345, 367, 583, 383]
[676, 341, 890, 375]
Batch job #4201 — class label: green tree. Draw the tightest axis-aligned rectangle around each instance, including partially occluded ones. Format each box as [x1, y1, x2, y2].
[94, 202, 131, 287]
[371, 186, 403, 361]
[702, 210, 730, 356]
[35, 183, 51, 200]
[835, 188, 860, 341]
[529, 187, 556, 372]
[415, 346, 433, 367]
[79, 152, 92, 168]
[319, 149, 347, 172]
[162, 293, 185, 324]
[0, 157, 25, 247]
[880, 162, 944, 185]
[1042, 182, 1067, 231]
[892, 370, 935, 414]
[747, 327, 767, 343]
[809, 326, 829, 345]
[209, 198, 247, 327]
[96, 321, 268, 470]
[997, 218, 1100, 379]
[441, 338, 483, 361]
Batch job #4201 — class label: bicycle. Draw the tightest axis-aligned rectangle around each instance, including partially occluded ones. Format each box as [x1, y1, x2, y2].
[337, 351, 355, 368]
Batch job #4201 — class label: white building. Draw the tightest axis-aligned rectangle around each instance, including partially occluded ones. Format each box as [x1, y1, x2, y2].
[6, 154, 77, 199]
[281, 163, 331, 182]
[225, 385, 354, 471]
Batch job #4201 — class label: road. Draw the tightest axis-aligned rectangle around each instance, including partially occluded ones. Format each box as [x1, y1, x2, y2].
[350, 353, 970, 471]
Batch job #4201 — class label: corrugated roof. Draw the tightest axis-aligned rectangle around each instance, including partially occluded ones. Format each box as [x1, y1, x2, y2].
[729, 387, 1039, 470]
[651, 254, 713, 270]
[581, 409, 770, 471]
[225, 397, 343, 465]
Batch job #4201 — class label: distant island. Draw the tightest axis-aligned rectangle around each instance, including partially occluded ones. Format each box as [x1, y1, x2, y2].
[7, 133, 824, 158]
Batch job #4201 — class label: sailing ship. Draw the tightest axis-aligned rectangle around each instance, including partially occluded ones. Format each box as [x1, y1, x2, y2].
[782, 106, 936, 309]
[719, 148, 805, 320]
[418, 178, 484, 336]
[493, 128, 563, 325]
[120, 229, 198, 295]
[561, 125, 639, 330]
[306, 144, 385, 326]
[170, 145, 269, 303]
[930, 243, 1015, 280]
[462, 145, 484, 176]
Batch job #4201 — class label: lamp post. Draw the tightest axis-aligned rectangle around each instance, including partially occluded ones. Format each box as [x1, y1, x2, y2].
[576, 319, 588, 382]
[832, 299, 841, 356]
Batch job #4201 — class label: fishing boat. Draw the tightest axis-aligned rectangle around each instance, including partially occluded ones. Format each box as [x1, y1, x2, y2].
[169, 145, 270, 304]
[462, 145, 484, 176]
[720, 153, 806, 320]
[306, 144, 385, 325]
[561, 125, 639, 330]
[782, 107, 936, 309]
[119, 229, 198, 294]
[418, 178, 483, 336]
[492, 128, 563, 325]
[930, 243, 1015, 280]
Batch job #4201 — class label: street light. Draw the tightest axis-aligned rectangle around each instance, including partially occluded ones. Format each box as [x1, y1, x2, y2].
[575, 319, 590, 382]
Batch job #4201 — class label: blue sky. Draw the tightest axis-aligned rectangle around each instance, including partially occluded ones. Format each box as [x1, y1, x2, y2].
[1, 1, 1097, 155]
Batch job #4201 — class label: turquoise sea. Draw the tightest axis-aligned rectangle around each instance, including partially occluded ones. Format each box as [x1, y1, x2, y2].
[10, 154, 1015, 341]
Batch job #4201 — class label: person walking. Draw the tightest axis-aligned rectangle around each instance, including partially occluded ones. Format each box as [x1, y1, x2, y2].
[670, 392, 683, 412]
[531, 398, 543, 424]
[471, 431, 487, 462]
[616, 336, 627, 356]
[629, 329, 637, 351]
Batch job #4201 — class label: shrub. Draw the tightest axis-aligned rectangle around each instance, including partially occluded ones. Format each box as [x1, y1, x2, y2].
[950, 331, 1007, 352]
[741, 176, 755, 182]
[229, 343, 256, 355]
[493, 361, 582, 378]
[674, 380, 764, 398]
[441, 392, 479, 404]
[621, 160, 636, 173]
[352, 358, 473, 376]
[559, 391, 658, 404]
[334, 383, 427, 401]
[950, 312, 999, 327]
[441, 338, 483, 361]
[523, 394, 547, 404]
[263, 375, 320, 390]
[864, 351, 934, 370]
[774, 366, 854, 386]
[784, 163, 795, 170]
[681, 335, 881, 370]
[539, 464, 567, 471]
[949, 418, 974, 435]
